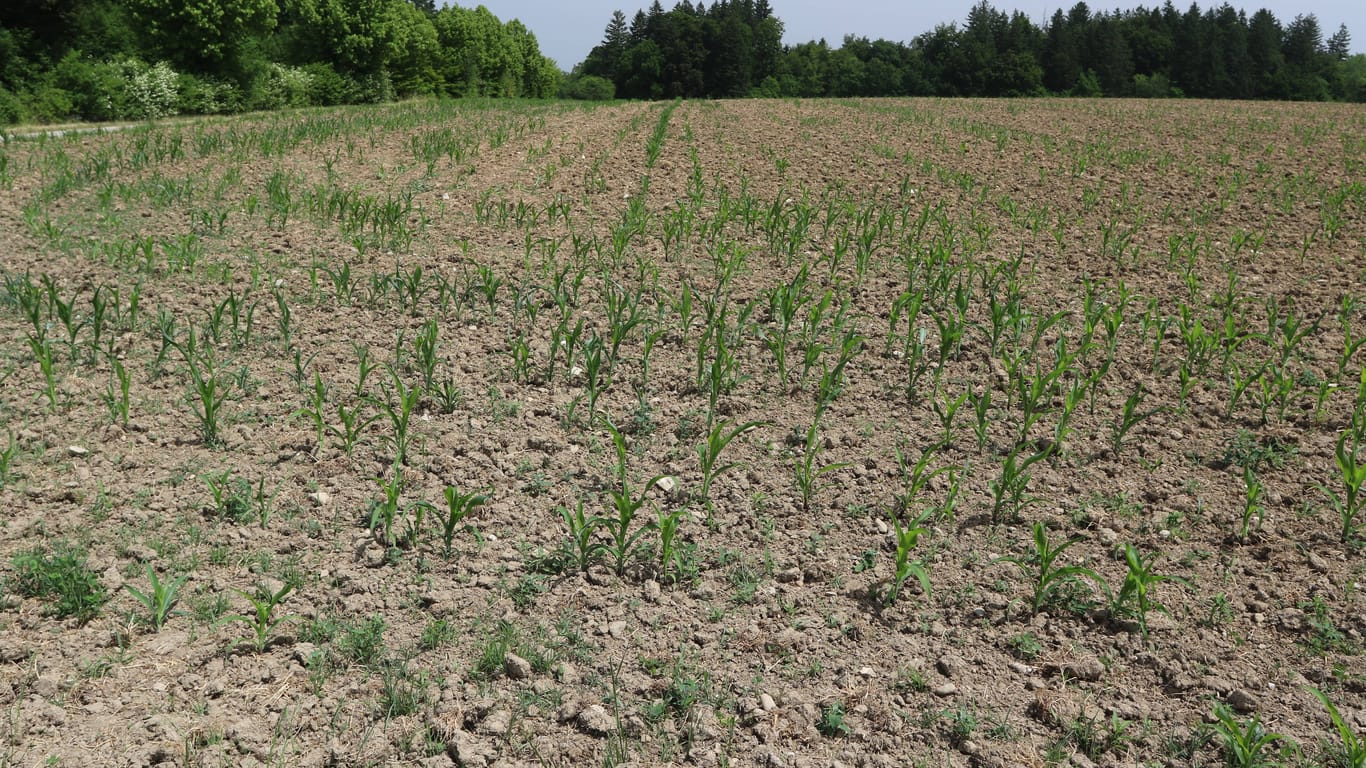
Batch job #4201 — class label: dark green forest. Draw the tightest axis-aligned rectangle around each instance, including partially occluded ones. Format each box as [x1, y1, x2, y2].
[1, 0, 1361, 125]
[0, 0, 561, 124]
[569, 0, 1364, 101]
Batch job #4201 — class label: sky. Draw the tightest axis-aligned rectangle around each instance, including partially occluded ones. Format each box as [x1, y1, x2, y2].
[463, 0, 1365, 71]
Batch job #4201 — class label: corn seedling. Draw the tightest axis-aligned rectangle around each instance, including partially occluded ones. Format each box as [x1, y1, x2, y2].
[1337, 315, 1366, 382]
[181, 333, 230, 447]
[0, 430, 15, 487]
[102, 359, 131, 427]
[1320, 423, 1366, 544]
[151, 308, 178, 376]
[1011, 343, 1075, 447]
[27, 334, 59, 410]
[696, 418, 767, 519]
[1208, 703, 1288, 768]
[655, 505, 687, 582]
[884, 510, 930, 605]
[602, 279, 645, 369]
[250, 477, 276, 529]
[968, 388, 993, 451]
[990, 447, 1048, 524]
[548, 316, 584, 388]
[794, 415, 848, 514]
[223, 583, 297, 653]
[375, 367, 420, 467]
[475, 264, 502, 317]
[892, 439, 952, 515]
[1111, 543, 1187, 640]
[1238, 468, 1265, 542]
[600, 416, 663, 576]
[353, 343, 379, 398]
[41, 274, 85, 360]
[295, 371, 329, 453]
[124, 566, 187, 631]
[439, 485, 487, 557]
[578, 333, 610, 424]
[1053, 378, 1090, 455]
[272, 286, 293, 347]
[558, 498, 605, 572]
[996, 522, 1107, 615]
[430, 376, 463, 414]
[816, 329, 863, 408]
[1306, 687, 1365, 768]
[369, 471, 412, 548]
[509, 334, 533, 383]
[411, 318, 440, 391]
[764, 269, 811, 390]
[322, 261, 356, 305]
[328, 401, 379, 455]
[932, 389, 969, 448]
[1111, 385, 1163, 456]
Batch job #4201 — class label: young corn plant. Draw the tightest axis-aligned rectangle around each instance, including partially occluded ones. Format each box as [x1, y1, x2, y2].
[1306, 686, 1365, 768]
[295, 372, 329, 454]
[655, 505, 687, 583]
[794, 414, 848, 515]
[600, 416, 663, 576]
[884, 510, 930, 605]
[892, 440, 953, 517]
[102, 359, 131, 427]
[558, 498, 606, 573]
[369, 471, 426, 549]
[410, 319, 440, 391]
[181, 333, 230, 447]
[1111, 384, 1164, 456]
[989, 447, 1049, 524]
[1249, 364, 1297, 425]
[1320, 422, 1366, 544]
[223, 583, 297, 653]
[439, 485, 487, 557]
[1238, 468, 1265, 542]
[932, 390, 969, 448]
[328, 401, 380, 455]
[968, 388, 993, 451]
[996, 522, 1108, 616]
[816, 329, 864, 409]
[124, 566, 188, 631]
[375, 368, 420, 467]
[764, 269, 811, 391]
[1208, 704, 1288, 768]
[1111, 543, 1187, 641]
[353, 343, 380, 398]
[27, 334, 59, 410]
[273, 286, 293, 348]
[578, 333, 610, 425]
[204, 471, 253, 523]
[696, 419, 767, 520]
[1227, 362, 1269, 420]
[0, 430, 15, 487]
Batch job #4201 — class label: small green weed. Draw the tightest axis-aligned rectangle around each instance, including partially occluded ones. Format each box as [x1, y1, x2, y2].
[9, 543, 107, 622]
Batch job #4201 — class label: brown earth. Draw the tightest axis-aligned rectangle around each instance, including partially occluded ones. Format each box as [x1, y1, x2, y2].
[0, 97, 1363, 767]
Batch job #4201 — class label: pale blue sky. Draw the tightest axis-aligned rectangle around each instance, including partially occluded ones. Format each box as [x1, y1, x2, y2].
[461, 0, 1364, 70]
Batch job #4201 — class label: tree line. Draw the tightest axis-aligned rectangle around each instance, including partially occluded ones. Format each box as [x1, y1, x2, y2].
[568, 0, 1363, 101]
[0, 0, 561, 124]
[2, 0, 1361, 125]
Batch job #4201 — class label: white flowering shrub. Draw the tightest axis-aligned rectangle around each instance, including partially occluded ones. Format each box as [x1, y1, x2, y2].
[260, 64, 313, 109]
[124, 61, 180, 120]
